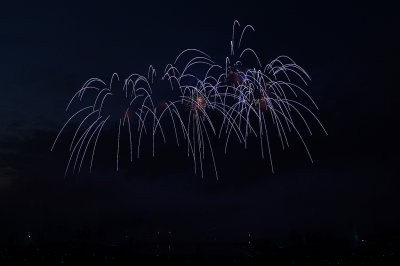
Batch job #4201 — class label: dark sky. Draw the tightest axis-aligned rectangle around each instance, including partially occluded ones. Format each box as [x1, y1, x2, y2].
[0, 0, 398, 245]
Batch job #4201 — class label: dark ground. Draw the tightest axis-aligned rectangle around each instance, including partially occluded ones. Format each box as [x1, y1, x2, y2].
[1, 233, 399, 265]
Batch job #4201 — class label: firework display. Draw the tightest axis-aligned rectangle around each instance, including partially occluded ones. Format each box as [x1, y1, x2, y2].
[52, 21, 327, 178]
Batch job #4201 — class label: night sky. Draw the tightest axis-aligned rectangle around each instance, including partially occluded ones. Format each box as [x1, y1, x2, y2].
[0, 0, 398, 246]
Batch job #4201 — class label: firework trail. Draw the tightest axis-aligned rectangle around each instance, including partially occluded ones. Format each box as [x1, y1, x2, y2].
[51, 71, 159, 175]
[52, 21, 327, 178]
[221, 21, 328, 173]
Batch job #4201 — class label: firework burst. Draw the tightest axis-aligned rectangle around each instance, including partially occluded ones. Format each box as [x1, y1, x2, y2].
[52, 21, 327, 178]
